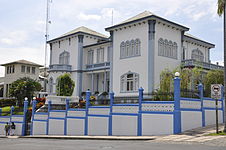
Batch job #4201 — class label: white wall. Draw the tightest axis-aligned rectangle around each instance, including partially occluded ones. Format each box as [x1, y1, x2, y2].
[48, 119, 64, 135]
[205, 110, 223, 126]
[181, 111, 202, 132]
[112, 115, 137, 136]
[112, 22, 148, 96]
[67, 118, 85, 135]
[32, 121, 47, 135]
[142, 114, 173, 135]
[88, 117, 109, 135]
[154, 22, 182, 89]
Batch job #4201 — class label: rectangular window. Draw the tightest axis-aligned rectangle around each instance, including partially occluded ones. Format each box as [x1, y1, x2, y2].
[59, 41, 61, 48]
[7, 66, 10, 74]
[97, 48, 104, 63]
[69, 38, 71, 46]
[107, 46, 111, 62]
[27, 66, 30, 73]
[21, 66, 25, 73]
[87, 50, 94, 65]
[32, 67, 36, 74]
[12, 65, 15, 73]
[9, 66, 12, 73]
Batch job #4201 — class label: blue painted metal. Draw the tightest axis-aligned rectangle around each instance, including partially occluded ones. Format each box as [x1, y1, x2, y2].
[66, 116, 86, 119]
[198, 83, 205, 127]
[46, 100, 51, 135]
[85, 90, 91, 135]
[221, 86, 225, 123]
[30, 99, 37, 135]
[22, 99, 28, 136]
[0, 108, 2, 116]
[68, 108, 86, 111]
[180, 97, 201, 101]
[109, 92, 114, 136]
[138, 88, 143, 136]
[49, 117, 65, 120]
[64, 98, 70, 135]
[89, 106, 110, 108]
[180, 108, 202, 111]
[33, 119, 48, 122]
[10, 106, 14, 123]
[173, 77, 181, 134]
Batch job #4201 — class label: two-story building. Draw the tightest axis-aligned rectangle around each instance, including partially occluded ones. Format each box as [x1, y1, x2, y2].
[47, 11, 223, 98]
[0, 60, 43, 98]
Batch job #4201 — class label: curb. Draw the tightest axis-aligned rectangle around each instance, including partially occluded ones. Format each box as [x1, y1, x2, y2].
[20, 135, 156, 141]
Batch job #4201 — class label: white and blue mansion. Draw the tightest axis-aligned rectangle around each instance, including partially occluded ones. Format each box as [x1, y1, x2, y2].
[47, 11, 222, 98]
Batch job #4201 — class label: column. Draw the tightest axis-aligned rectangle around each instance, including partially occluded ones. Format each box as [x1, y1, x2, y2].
[148, 20, 156, 94]
[109, 31, 114, 92]
[103, 71, 106, 91]
[77, 35, 84, 97]
[91, 73, 94, 93]
[198, 83, 205, 127]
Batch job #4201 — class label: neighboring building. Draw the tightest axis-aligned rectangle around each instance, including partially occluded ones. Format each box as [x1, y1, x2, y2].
[47, 11, 223, 98]
[0, 60, 43, 98]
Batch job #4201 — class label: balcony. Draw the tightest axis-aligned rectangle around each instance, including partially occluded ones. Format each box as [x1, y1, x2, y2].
[86, 62, 110, 70]
[181, 59, 224, 70]
[49, 64, 72, 72]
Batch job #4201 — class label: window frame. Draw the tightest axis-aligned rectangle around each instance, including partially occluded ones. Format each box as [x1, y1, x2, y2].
[120, 72, 139, 93]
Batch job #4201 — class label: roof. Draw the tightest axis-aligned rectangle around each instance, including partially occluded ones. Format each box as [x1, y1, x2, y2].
[83, 40, 111, 48]
[106, 11, 189, 31]
[1, 60, 43, 67]
[48, 26, 108, 43]
[184, 33, 215, 48]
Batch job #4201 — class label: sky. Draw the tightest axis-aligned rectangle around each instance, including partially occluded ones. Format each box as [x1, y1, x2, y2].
[0, 0, 224, 77]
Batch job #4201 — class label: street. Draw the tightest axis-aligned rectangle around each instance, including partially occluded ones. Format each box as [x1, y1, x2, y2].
[0, 138, 225, 150]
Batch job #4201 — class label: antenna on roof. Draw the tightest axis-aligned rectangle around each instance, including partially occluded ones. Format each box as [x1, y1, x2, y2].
[44, 0, 52, 91]
[111, 9, 114, 25]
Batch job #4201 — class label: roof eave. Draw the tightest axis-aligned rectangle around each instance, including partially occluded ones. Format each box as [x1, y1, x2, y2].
[105, 15, 189, 31]
[47, 31, 108, 43]
[184, 35, 215, 48]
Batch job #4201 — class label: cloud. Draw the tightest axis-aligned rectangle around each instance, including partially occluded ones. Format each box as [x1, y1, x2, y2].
[0, 30, 28, 46]
[77, 13, 101, 21]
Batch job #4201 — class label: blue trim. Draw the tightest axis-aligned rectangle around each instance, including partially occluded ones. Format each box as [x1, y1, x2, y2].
[111, 113, 139, 116]
[30, 100, 37, 135]
[142, 101, 174, 104]
[140, 111, 174, 114]
[49, 110, 66, 112]
[33, 119, 48, 122]
[0, 121, 10, 124]
[0, 116, 10, 118]
[46, 100, 51, 135]
[85, 90, 91, 135]
[68, 108, 86, 111]
[0, 108, 1, 116]
[9, 121, 23, 124]
[35, 112, 48, 115]
[108, 92, 114, 136]
[88, 114, 110, 118]
[49, 117, 65, 120]
[22, 100, 28, 136]
[203, 107, 222, 110]
[180, 98, 201, 101]
[10, 115, 24, 117]
[173, 77, 181, 134]
[112, 104, 139, 106]
[89, 106, 110, 108]
[138, 88, 143, 136]
[198, 84, 205, 127]
[180, 108, 201, 111]
[66, 116, 86, 119]
[203, 98, 215, 101]
[64, 99, 69, 135]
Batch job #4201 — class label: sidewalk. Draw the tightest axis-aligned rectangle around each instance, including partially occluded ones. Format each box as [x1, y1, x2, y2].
[1, 124, 225, 141]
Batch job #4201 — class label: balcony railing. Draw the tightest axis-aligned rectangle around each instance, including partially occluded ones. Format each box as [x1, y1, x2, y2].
[181, 59, 224, 70]
[86, 62, 110, 70]
[49, 64, 72, 71]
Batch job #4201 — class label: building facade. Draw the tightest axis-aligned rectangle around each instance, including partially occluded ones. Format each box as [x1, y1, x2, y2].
[47, 11, 223, 98]
[0, 60, 43, 98]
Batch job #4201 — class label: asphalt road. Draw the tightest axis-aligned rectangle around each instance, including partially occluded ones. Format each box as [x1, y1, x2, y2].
[0, 138, 225, 150]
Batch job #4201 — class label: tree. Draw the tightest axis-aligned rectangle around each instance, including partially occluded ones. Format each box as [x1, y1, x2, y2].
[217, 0, 226, 132]
[203, 70, 224, 97]
[9, 77, 42, 106]
[56, 73, 75, 96]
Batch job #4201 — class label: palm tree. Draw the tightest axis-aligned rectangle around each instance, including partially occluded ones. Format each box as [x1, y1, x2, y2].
[217, 0, 226, 132]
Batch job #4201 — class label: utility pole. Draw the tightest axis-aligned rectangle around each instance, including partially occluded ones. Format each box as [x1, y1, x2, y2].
[44, 0, 52, 92]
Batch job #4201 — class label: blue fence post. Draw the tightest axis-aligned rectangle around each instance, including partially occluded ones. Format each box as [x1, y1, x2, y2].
[138, 87, 143, 136]
[30, 98, 37, 135]
[221, 86, 224, 123]
[22, 98, 28, 136]
[46, 100, 51, 135]
[198, 83, 205, 127]
[173, 74, 181, 134]
[109, 92, 114, 136]
[10, 106, 14, 123]
[85, 90, 91, 135]
[0, 108, 2, 116]
[64, 98, 70, 135]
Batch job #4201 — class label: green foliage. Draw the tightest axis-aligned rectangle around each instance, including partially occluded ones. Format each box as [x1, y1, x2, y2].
[56, 73, 75, 96]
[217, 0, 226, 16]
[203, 70, 224, 97]
[9, 77, 41, 106]
[0, 99, 16, 107]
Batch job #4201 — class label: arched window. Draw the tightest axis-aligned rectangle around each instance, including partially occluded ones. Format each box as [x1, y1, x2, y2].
[120, 72, 139, 92]
[120, 39, 141, 59]
[120, 42, 125, 58]
[191, 49, 204, 62]
[49, 77, 53, 94]
[158, 38, 177, 59]
[59, 51, 70, 65]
